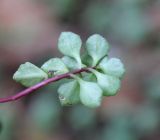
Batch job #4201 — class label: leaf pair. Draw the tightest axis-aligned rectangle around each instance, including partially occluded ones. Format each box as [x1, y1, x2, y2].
[87, 56, 125, 96]
[58, 75, 102, 108]
[13, 58, 69, 87]
[89, 68, 120, 96]
[58, 32, 110, 69]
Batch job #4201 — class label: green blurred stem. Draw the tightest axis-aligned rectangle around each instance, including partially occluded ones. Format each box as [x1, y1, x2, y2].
[0, 67, 95, 103]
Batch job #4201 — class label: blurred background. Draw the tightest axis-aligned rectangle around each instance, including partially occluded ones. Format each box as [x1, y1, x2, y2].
[0, 0, 160, 140]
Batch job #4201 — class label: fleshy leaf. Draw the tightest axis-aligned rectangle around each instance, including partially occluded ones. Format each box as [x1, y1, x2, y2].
[13, 62, 48, 87]
[90, 69, 121, 96]
[99, 58, 125, 78]
[58, 80, 80, 106]
[71, 75, 102, 108]
[41, 58, 69, 77]
[58, 32, 82, 68]
[62, 56, 79, 70]
[79, 80, 103, 108]
[86, 34, 109, 66]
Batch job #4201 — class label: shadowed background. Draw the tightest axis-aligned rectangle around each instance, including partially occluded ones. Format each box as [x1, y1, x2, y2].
[0, 0, 160, 140]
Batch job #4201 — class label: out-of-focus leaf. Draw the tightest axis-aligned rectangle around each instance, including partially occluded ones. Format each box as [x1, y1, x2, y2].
[101, 114, 136, 140]
[48, 0, 76, 17]
[133, 105, 159, 134]
[0, 106, 15, 140]
[109, 0, 149, 43]
[146, 75, 160, 101]
[82, 2, 110, 32]
[69, 105, 96, 130]
[29, 93, 61, 132]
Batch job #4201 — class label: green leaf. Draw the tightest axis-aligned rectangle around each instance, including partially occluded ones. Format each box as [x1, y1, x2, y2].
[99, 58, 125, 78]
[13, 62, 48, 87]
[86, 34, 109, 66]
[58, 80, 80, 106]
[90, 69, 121, 96]
[81, 51, 93, 66]
[41, 58, 69, 77]
[58, 32, 82, 68]
[71, 75, 102, 108]
[79, 80, 103, 108]
[61, 56, 79, 70]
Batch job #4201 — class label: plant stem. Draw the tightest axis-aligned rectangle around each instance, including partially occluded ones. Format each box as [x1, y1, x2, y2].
[0, 67, 93, 103]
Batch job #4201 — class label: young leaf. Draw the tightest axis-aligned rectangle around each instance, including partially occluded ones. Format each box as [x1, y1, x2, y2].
[58, 32, 82, 68]
[71, 74, 102, 108]
[99, 58, 125, 78]
[79, 80, 103, 108]
[58, 80, 80, 106]
[81, 51, 93, 66]
[61, 56, 79, 70]
[90, 69, 121, 96]
[13, 62, 48, 87]
[41, 58, 69, 77]
[86, 34, 109, 66]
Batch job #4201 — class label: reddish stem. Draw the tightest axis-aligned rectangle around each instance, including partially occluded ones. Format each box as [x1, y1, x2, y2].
[0, 67, 92, 103]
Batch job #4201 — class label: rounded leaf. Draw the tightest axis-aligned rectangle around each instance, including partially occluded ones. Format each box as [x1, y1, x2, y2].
[62, 56, 79, 70]
[58, 32, 82, 67]
[99, 58, 125, 78]
[79, 80, 103, 108]
[13, 62, 48, 87]
[41, 58, 69, 77]
[91, 69, 121, 96]
[58, 80, 80, 106]
[86, 34, 109, 66]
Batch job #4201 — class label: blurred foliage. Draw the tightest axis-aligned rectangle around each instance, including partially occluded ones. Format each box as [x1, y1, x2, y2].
[29, 93, 61, 133]
[51, 0, 76, 18]
[146, 74, 160, 101]
[0, 105, 16, 140]
[69, 105, 96, 130]
[82, 0, 150, 44]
